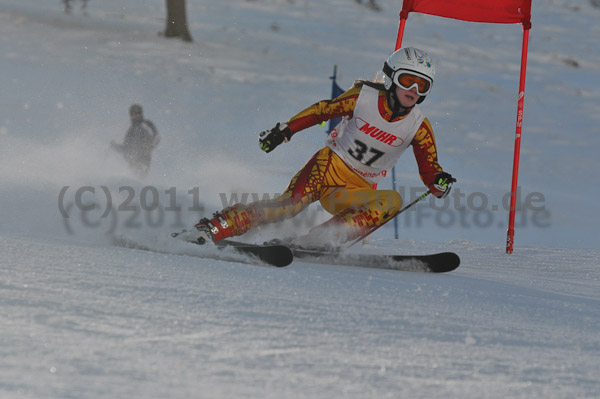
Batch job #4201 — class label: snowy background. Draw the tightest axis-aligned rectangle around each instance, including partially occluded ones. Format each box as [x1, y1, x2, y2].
[1, 0, 599, 398]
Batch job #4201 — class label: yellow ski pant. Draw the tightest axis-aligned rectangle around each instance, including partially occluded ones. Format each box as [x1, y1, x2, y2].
[219, 146, 402, 241]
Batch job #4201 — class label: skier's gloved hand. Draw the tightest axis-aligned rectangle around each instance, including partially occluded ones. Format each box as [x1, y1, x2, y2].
[259, 122, 292, 153]
[429, 172, 456, 198]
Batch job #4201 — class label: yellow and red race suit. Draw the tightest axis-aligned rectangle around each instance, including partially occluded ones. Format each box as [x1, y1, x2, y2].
[210, 84, 445, 244]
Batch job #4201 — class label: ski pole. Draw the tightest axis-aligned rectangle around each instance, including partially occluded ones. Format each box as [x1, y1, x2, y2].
[348, 190, 431, 248]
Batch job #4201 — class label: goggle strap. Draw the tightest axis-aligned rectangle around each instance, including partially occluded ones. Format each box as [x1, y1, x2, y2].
[382, 62, 394, 79]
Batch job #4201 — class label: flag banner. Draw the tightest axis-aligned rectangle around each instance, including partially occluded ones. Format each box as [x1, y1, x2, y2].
[401, 0, 531, 26]
[332, 81, 344, 98]
[327, 70, 345, 134]
[396, 0, 533, 251]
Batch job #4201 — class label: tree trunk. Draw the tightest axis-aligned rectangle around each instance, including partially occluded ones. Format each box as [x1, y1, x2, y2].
[164, 0, 193, 42]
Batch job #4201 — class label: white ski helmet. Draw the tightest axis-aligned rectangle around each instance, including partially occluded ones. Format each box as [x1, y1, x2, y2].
[382, 47, 435, 104]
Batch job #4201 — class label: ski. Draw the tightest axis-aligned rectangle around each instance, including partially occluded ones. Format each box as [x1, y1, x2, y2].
[112, 235, 293, 267]
[291, 247, 460, 273]
[216, 239, 293, 267]
[114, 233, 457, 271]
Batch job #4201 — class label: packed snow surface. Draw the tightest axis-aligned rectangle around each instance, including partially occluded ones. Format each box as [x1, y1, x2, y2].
[1, 0, 599, 398]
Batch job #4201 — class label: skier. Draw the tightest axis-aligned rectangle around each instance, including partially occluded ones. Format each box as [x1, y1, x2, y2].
[181, 47, 455, 248]
[110, 104, 160, 178]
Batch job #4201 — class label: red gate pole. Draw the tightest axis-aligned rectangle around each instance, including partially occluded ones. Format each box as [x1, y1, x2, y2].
[506, 23, 531, 254]
[395, 10, 409, 50]
[389, 10, 410, 239]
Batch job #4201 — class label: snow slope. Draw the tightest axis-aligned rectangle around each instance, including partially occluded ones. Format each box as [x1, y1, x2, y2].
[1, 0, 599, 398]
[2, 235, 599, 399]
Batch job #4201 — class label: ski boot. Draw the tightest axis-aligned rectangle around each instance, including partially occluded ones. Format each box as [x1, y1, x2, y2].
[172, 213, 233, 245]
[171, 220, 215, 245]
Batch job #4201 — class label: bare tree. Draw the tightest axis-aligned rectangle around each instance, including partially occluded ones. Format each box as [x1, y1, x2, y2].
[63, 0, 89, 14]
[355, 0, 381, 12]
[164, 0, 193, 42]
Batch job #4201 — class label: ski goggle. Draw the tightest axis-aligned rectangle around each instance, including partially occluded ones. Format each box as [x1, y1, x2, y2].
[393, 72, 432, 96]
